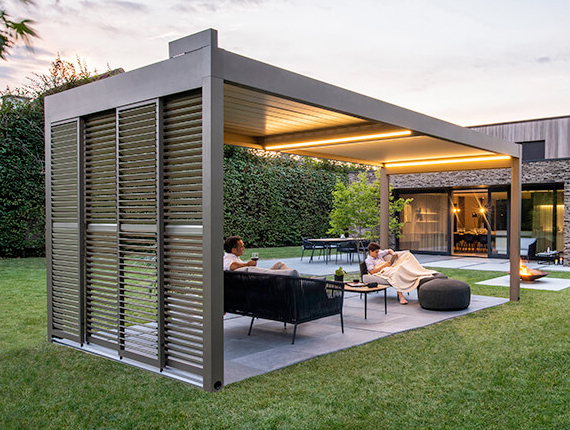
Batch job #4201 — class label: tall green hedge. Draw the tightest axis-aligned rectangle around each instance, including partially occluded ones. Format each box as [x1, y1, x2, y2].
[223, 145, 353, 247]
[0, 99, 45, 257]
[0, 102, 353, 257]
[0, 103, 353, 256]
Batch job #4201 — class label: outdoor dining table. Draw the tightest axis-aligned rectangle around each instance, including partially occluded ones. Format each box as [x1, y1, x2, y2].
[307, 238, 367, 264]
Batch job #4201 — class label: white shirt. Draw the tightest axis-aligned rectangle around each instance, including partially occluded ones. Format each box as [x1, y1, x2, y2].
[223, 252, 244, 271]
[365, 250, 390, 273]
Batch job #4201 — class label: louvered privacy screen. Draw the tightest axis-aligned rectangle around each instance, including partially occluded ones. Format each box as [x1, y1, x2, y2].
[49, 90, 205, 383]
[49, 121, 81, 342]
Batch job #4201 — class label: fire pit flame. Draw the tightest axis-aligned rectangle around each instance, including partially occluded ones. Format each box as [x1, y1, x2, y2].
[519, 260, 549, 282]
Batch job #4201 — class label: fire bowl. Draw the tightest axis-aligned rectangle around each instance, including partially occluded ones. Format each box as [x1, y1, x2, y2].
[520, 271, 549, 282]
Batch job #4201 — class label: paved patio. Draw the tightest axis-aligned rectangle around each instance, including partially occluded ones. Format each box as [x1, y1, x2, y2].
[224, 253, 537, 385]
[224, 289, 507, 384]
[256, 253, 570, 276]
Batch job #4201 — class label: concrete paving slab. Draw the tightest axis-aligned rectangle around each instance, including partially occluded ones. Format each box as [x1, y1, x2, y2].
[477, 275, 570, 291]
[224, 293, 508, 385]
[232, 346, 317, 373]
[224, 361, 268, 384]
[423, 257, 489, 269]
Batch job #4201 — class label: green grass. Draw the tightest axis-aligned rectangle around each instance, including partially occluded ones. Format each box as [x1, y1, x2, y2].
[2, 257, 570, 429]
[246, 245, 303, 260]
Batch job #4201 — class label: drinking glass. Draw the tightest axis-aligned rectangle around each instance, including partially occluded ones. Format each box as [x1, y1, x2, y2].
[251, 252, 259, 262]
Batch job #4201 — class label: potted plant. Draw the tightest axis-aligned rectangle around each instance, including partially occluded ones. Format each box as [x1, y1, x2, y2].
[334, 267, 347, 282]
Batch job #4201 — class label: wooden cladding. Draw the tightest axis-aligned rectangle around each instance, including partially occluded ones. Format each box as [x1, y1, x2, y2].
[49, 90, 204, 379]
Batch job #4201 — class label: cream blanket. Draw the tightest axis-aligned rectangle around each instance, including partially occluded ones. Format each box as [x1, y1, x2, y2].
[370, 251, 437, 292]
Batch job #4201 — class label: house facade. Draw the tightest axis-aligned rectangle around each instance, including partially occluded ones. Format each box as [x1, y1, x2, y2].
[392, 115, 570, 264]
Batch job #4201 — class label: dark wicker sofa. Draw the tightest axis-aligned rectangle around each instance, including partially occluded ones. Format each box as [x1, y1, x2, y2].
[224, 270, 344, 344]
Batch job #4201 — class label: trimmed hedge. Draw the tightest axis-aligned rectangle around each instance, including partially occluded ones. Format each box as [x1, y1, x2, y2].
[0, 101, 353, 255]
[0, 99, 45, 257]
[224, 145, 352, 247]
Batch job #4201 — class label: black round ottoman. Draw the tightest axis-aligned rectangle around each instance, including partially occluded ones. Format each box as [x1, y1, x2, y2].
[418, 278, 470, 311]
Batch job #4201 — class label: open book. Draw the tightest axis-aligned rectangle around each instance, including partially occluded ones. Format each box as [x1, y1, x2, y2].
[389, 253, 399, 265]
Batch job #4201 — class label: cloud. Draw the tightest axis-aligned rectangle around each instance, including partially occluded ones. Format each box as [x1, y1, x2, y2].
[537, 57, 551, 64]
[106, 0, 149, 12]
[172, 3, 197, 13]
[172, 0, 263, 13]
[0, 65, 18, 80]
[97, 23, 122, 35]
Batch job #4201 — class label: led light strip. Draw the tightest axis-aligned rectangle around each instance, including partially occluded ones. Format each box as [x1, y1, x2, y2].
[264, 130, 412, 151]
[385, 155, 511, 168]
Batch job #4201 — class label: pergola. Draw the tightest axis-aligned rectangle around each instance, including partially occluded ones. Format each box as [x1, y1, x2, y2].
[45, 29, 521, 392]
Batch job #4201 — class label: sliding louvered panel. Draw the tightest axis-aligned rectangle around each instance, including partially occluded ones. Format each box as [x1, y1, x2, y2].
[49, 121, 81, 342]
[162, 91, 204, 374]
[117, 103, 160, 366]
[84, 112, 118, 348]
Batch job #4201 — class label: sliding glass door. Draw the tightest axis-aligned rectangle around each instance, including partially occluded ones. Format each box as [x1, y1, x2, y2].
[452, 190, 490, 256]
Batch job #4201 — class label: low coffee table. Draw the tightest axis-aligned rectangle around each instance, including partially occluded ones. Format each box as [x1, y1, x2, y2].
[343, 281, 388, 319]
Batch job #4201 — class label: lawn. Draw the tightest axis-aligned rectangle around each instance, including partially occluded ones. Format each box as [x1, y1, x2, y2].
[2, 256, 570, 429]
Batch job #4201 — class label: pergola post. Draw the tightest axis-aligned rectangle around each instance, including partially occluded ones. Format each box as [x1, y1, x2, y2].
[201, 71, 225, 389]
[509, 156, 522, 301]
[380, 167, 390, 249]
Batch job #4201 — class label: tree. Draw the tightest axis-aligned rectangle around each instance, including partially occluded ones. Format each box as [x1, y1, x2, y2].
[328, 170, 413, 241]
[0, 56, 102, 257]
[1, 1, 38, 60]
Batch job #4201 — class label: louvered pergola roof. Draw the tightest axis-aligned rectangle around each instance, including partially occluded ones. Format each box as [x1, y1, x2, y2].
[223, 82, 517, 173]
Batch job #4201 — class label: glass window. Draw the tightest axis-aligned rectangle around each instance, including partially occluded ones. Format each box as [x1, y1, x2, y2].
[398, 193, 448, 253]
[521, 190, 557, 252]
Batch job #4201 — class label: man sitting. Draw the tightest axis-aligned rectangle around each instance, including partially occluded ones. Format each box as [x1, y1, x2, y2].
[223, 235, 292, 272]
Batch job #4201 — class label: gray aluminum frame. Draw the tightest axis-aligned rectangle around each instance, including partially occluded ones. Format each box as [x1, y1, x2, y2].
[45, 29, 521, 391]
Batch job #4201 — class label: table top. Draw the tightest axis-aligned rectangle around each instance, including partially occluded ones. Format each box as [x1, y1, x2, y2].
[343, 282, 388, 293]
[536, 250, 561, 257]
[308, 237, 366, 243]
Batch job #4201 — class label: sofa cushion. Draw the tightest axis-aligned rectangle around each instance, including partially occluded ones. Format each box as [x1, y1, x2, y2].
[363, 274, 391, 285]
[235, 266, 300, 277]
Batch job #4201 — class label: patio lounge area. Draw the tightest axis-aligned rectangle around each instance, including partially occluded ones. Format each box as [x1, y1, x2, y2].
[224, 254, 511, 384]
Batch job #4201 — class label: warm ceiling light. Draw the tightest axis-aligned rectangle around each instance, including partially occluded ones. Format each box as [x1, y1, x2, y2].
[264, 130, 413, 151]
[385, 155, 511, 168]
